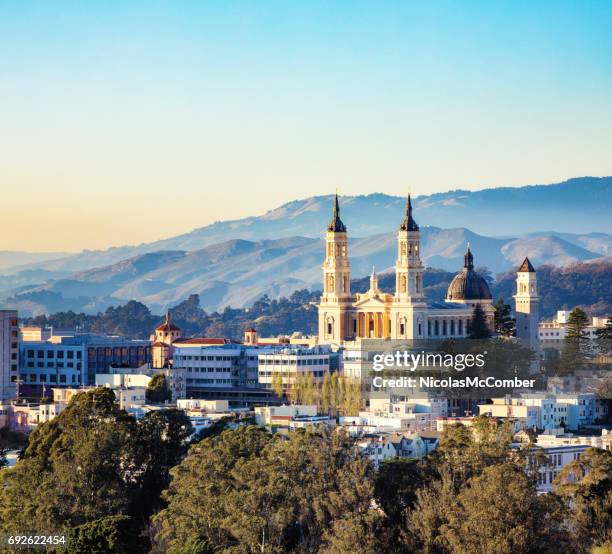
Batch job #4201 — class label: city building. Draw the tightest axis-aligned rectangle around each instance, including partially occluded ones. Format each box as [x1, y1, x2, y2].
[254, 404, 318, 427]
[151, 312, 183, 369]
[529, 443, 591, 494]
[0, 310, 19, 400]
[257, 345, 338, 390]
[341, 410, 434, 434]
[317, 195, 538, 345]
[539, 311, 611, 352]
[18, 334, 150, 394]
[479, 392, 601, 431]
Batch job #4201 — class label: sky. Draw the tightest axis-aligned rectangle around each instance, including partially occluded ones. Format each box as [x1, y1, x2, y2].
[1, 1, 612, 252]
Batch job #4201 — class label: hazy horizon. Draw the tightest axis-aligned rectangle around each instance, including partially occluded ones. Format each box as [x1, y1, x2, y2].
[2, 1, 612, 251]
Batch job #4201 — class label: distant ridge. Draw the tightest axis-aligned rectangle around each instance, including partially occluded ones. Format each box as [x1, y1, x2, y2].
[1, 176, 610, 315]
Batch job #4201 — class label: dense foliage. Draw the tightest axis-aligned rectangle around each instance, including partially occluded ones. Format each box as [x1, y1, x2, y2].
[1, 390, 610, 553]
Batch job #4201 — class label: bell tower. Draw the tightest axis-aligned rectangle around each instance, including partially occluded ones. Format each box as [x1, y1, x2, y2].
[318, 194, 353, 342]
[514, 257, 540, 355]
[395, 195, 425, 304]
[391, 194, 427, 339]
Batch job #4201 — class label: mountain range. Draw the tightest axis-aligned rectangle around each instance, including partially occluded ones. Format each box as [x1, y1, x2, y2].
[2, 176, 611, 316]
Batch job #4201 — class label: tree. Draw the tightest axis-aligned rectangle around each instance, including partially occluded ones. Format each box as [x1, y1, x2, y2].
[560, 307, 591, 374]
[595, 317, 612, 355]
[0, 388, 191, 551]
[469, 304, 491, 339]
[64, 515, 141, 554]
[271, 370, 284, 398]
[134, 409, 193, 520]
[152, 427, 379, 554]
[0, 388, 142, 534]
[441, 462, 563, 553]
[493, 297, 515, 337]
[146, 373, 172, 403]
[554, 448, 612, 549]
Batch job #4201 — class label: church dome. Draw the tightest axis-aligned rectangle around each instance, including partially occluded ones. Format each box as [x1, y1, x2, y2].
[446, 246, 492, 302]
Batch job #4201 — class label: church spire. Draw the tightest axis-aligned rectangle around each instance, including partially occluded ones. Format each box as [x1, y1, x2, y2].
[327, 192, 347, 232]
[464, 243, 474, 270]
[518, 257, 536, 273]
[400, 194, 419, 231]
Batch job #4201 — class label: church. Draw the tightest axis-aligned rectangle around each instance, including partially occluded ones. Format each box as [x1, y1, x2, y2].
[317, 195, 539, 345]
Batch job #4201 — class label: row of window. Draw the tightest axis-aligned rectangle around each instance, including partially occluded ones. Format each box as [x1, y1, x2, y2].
[26, 349, 82, 359]
[24, 362, 82, 369]
[24, 373, 81, 383]
[176, 355, 239, 362]
[259, 358, 328, 366]
[185, 368, 232, 374]
[186, 378, 233, 385]
[258, 370, 325, 378]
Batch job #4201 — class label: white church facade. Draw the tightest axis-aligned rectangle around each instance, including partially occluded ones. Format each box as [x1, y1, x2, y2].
[317, 195, 539, 346]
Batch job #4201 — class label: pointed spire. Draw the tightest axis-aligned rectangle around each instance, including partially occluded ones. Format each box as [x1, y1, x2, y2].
[369, 266, 379, 293]
[464, 243, 474, 270]
[327, 192, 347, 232]
[400, 193, 419, 231]
[518, 257, 535, 273]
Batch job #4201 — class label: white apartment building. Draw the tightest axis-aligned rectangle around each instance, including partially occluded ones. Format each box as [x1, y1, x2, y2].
[0, 310, 19, 400]
[257, 345, 335, 389]
[341, 410, 433, 434]
[254, 404, 318, 426]
[369, 396, 449, 418]
[172, 343, 261, 391]
[539, 311, 610, 351]
[531, 444, 590, 493]
[535, 429, 612, 451]
[479, 393, 599, 431]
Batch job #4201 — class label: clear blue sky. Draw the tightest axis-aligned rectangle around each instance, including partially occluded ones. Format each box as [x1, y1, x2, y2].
[1, 1, 611, 250]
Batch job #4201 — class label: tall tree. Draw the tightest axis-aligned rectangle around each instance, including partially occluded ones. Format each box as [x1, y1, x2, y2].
[271, 370, 284, 398]
[554, 448, 612, 549]
[560, 307, 591, 374]
[595, 317, 612, 355]
[469, 304, 491, 339]
[152, 427, 379, 554]
[493, 297, 515, 337]
[146, 373, 172, 403]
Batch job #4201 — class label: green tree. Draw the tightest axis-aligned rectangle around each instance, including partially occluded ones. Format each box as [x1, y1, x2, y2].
[321, 371, 334, 415]
[301, 371, 317, 405]
[146, 373, 172, 403]
[271, 370, 284, 398]
[560, 307, 591, 374]
[493, 297, 515, 337]
[469, 304, 491, 339]
[0, 388, 191, 551]
[554, 448, 612, 549]
[64, 515, 141, 554]
[152, 427, 379, 554]
[595, 317, 612, 355]
[0, 388, 142, 534]
[441, 462, 563, 554]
